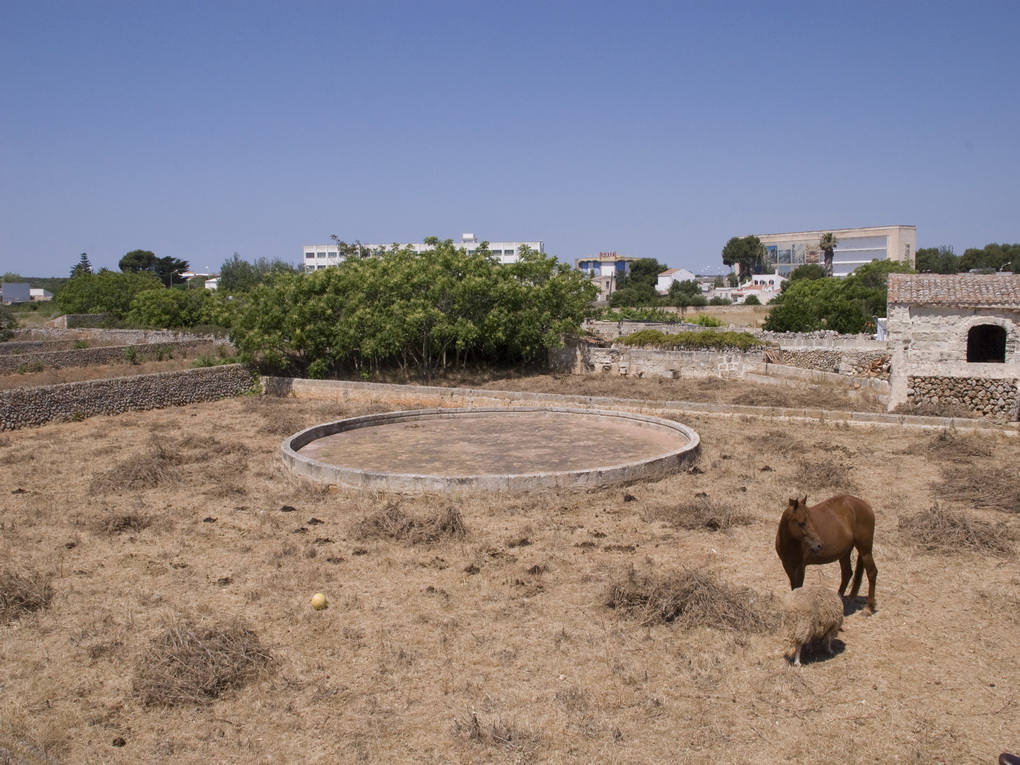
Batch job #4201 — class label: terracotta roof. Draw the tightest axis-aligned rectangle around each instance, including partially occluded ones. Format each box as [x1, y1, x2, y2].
[887, 273, 1020, 308]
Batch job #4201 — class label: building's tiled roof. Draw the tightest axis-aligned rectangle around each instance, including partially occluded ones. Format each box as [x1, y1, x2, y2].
[888, 273, 1020, 308]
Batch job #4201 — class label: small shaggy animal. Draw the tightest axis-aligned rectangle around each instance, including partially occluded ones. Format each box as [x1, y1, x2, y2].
[782, 584, 844, 666]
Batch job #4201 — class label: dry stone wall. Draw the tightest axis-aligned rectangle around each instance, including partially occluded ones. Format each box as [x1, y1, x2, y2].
[0, 340, 222, 374]
[0, 364, 256, 431]
[549, 339, 764, 379]
[764, 349, 891, 379]
[906, 376, 1019, 419]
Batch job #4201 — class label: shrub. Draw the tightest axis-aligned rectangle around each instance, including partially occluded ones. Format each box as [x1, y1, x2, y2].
[0, 305, 16, 340]
[691, 314, 724, 327]
[743, 295, 761, 306]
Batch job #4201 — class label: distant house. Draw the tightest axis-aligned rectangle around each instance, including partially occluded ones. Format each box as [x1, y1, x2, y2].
[731, 273, 786, 304]
[655, 268, 698, 294]
[0, 282, 31, 304]
[29, 288, 53, 301]
[886, 273, 1020, 418]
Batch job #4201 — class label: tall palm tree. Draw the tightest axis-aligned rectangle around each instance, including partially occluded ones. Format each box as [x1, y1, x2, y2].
[819, 233, 838, 277]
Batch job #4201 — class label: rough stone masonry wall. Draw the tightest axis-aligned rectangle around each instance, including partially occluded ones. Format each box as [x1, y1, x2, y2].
[0, 364, 256, 431]
[906, 376, 1020, 420]
[764, 349, 891, 379]
[0, 340, 222, 375]
[549, 339, 764, 379]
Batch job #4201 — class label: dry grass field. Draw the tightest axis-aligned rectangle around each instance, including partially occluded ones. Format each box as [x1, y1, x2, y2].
[1, 374, 1019, 764]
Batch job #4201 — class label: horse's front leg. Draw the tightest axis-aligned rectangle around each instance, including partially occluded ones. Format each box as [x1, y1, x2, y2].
[789, 563, 806, 590]
[838, 552, 853, 596]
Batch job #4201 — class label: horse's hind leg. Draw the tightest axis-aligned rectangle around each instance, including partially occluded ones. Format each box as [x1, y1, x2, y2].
[838, 552, 853, 596]
[848, 550, 865, 598]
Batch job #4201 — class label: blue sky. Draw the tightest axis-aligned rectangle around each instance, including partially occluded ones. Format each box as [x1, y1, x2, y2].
[2, 1, 1018, 278]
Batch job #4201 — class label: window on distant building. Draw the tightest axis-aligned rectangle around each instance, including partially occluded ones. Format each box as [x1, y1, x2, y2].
[967, 324, 1007, 363]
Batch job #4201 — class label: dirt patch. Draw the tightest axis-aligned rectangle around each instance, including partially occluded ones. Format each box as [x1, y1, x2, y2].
[0, 385, 1018, 762]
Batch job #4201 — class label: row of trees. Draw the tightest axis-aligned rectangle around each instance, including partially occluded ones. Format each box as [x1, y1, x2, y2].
[915, 243, 1020, 274]
[49, 240, 597, 378]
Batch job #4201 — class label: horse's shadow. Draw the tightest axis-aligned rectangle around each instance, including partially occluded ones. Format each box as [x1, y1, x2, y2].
[842, 595, 875, 617]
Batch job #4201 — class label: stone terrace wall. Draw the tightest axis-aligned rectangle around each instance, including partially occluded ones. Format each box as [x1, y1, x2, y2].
[13, 327, 225, 344]
[906, 376, 1020, 420]
[0, 364, 256, 431]
[764, 349, 891, 379]
[756, 330, 886, 350]
[550, 339, 764, 379]
[0, 340, 222, 375]
[0, 340, 79, 356]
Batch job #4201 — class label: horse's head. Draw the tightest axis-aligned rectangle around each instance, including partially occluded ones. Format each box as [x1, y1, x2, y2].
[787, 496, 824, 555]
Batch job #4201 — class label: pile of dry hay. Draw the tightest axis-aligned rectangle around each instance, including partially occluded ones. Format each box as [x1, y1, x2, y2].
[355, 503, 467, 545]
[898, 505, 1014, 555]
[606, 566, 776, 631]
[134, 619, 274, 707]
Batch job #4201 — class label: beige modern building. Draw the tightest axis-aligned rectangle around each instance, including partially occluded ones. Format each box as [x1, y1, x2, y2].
[755, 225, 916, 277]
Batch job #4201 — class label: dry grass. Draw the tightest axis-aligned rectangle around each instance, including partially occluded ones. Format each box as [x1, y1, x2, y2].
[605, 565, 776, 631]
[921, 428, 994, 461]
[134, 619, 274, 707]
[643, 495, 753, 531]
[1, 383, 1019, 763]
[0, 571, 53, 623]
[898, 505, 1014, 555]
[355, 503, 467, 544]
[938, 464, 1020, 513]
[90, 437, 185, 491]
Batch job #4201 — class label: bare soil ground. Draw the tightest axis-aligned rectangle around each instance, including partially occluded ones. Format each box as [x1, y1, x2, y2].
[1, 378, 1019, 764]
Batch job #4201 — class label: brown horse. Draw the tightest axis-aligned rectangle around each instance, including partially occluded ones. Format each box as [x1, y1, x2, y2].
[776, 494, 878, 613]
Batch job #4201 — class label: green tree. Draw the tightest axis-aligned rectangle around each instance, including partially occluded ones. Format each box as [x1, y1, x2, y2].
[229, 240, 595, 378]
[70, 253, 93, 278]
[721, 236, 768, 279]
[788, 263, 827, 282]
[120, 250, 189, 286]
[958, 243, 1020, 273]
[763, 259, 914, 334]
[218, 253, 299, 292]
[743, 295, 761, 306]
[609, 283, 658, 308]
[914, 246, 959, 274]
[818, 232, 838, 277]
[669, 280, 701, 299]
[119, 250, 159, 273]
[127, 288, 212, 328]
[55, 270, 163, 318]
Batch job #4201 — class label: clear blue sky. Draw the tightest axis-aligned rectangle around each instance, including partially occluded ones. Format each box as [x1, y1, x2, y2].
[2, 1, 1018, 278]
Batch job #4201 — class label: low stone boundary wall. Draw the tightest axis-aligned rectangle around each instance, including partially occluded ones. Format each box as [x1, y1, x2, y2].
[549, 338, 763, 378]
[0, 340, 224, 375]
[906, 375, 1020, 419]
[0, 340, 80, 356]
[261, 377, 1018, 434]
[756, 330, 887, 349]
[764, 348, 891, 379]
[0, 364, 256, 431]
[13, 327, 224, 344]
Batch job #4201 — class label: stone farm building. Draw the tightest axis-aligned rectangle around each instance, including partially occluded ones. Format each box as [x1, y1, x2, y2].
[887, 273, 1020, 418]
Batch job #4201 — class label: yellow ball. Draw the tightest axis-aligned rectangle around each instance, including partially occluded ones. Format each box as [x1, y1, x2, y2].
[310, 592, 328, 610]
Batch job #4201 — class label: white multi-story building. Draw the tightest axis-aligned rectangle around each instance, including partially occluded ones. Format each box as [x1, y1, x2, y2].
[755, 225, 916, 277]
[302, 233, 543, 272]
